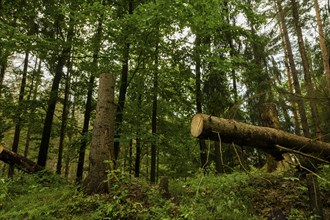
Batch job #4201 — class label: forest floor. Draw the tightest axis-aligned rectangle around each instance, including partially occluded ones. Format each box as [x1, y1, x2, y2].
[0, 167, 329, 219]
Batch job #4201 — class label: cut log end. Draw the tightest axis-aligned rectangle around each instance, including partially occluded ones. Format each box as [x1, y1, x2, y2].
[191, 113, 204, 138]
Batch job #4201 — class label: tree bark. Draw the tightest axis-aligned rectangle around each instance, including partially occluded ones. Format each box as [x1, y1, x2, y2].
[134, 94, 142, 177]
[280, 25, 300, 134]
[0, 56, 7, 96]
[8, 51, 29, 177]
[1, 145, 43, 173]
[191, 114, 330, 162]
[76, 17, 103, 184]
[24, 59, 42, 158]
[83, 73, 115, 194]
[150, 41, 159, 184]
[314, 0, 330, 95]
[37, 18, 74, 167]
[56, 67, 71, 175]
[194, 34, 208, 169]
[114, 0, 134, 161]
[291, 0, 322, 140]
[275, 0, 310, 137]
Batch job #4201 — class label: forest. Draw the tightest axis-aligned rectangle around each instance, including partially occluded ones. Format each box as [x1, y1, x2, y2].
[1, 0, 330, 219]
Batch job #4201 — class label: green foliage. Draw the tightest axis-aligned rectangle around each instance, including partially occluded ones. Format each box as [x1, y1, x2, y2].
[2, 168, 330, 219]
[170, 170, 257, 220]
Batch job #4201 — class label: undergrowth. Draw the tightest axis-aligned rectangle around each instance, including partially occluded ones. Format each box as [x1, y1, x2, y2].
[1, 166, 329, 219]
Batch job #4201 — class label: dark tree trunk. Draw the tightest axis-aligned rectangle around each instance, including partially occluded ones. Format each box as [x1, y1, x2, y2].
[24, 59, 42, 158]
[214, 141, 224, 173]
[0, 56, 7, 96]
[37, 13, 74, 167]
[275, 0, 310, 137]
[150, 42, 159, 184]
[134, 95, 142, 177]
[37, 54, 66, 167]
[114, 0, 134, 161]
[76, 75, 94, 182]
[128, 139, 133, 175]
[134, 135, 141, 177]
[56, 68, 71, 174]
[8, 51, 29, 177]
[76, 17, 103, 183]
[1, 145, 43, 173]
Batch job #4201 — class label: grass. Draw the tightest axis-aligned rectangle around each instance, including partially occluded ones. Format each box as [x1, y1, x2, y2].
[1, 167, 330, 219]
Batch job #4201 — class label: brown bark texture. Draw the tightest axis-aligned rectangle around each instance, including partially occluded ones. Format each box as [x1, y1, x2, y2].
[0, 145, 43, 173]
[291, 0, 322, 139]
[83, 73, 115, 194]
[275, 0, 310, 137]
[314, 0, 330, 95]
[191, 114, 330, 162]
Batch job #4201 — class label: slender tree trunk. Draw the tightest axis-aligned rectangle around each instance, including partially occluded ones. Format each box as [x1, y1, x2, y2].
[24, 59, 42, 158]
[114, 0, 134, 161]
[65, 94, 76, 178]
[275, 0, 310, 137]
[291, 0, 322, 139]
[150, 42, 159, 184]
[314, 0, 330, 95]
[37, 21, 74, 167]
[56, 69, 71, 174]
[83, 73, 115, 194]
[0, 57, 7, 96]
[8, 51, 29, 177]
[194, 34, 208, 169]
[279, 24, 300, 134]
[134, 134, 141, 177]
[134, 94, 142, 177]
[76, 18, 103, 183]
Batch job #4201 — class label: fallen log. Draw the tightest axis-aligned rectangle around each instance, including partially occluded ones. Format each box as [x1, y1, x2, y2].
[0, 145, 43, 173]
[191, 114, 330, 162]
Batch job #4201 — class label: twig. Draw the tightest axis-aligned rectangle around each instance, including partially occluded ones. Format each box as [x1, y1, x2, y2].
[275, 145, 330, 164]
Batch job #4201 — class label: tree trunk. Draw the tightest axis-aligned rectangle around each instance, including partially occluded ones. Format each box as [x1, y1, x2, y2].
[275, 0, 310, 137]
[76, 74, 95, 183]
[8, 51, 29, 177]
[134, 134, 141, 177]
[56, 68, 71, 174]
[194, 34, 208, 169]
[83, 73, 115, 194]
[260, 103, 293, 172]
[1, 145, 43, 173]
[314, 0, 330, 95]
[37, 20, 74, 167]
[150, 41, 159, 184]
[24, 59, 42, 158]
[191, 114, 330, 162]
[0, 56, 7, 96]
[279, 23, 300, 134]
[76, 18, 103, 183]
[134, 94, 142, 177]
[114, 0, 134, 161]
[291, 0, 322, 140]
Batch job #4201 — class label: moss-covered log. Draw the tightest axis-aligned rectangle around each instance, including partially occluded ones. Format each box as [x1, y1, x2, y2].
[191, 114, 330, 162]
[0, 145, 43, 173]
